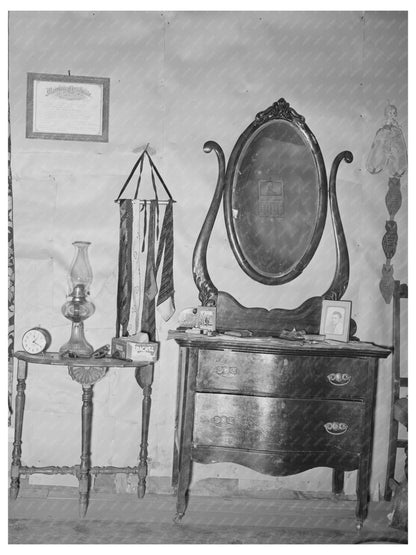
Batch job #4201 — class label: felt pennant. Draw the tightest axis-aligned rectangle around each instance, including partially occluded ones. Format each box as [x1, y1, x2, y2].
[115, 147, 175, 339]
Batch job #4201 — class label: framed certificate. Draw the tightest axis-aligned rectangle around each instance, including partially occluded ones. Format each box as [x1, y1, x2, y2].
[26, 73, 110, 142]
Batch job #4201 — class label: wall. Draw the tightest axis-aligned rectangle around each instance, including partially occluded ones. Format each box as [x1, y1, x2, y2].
[9, 11, 407, 497]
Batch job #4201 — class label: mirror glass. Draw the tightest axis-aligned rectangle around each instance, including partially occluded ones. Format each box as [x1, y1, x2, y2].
[226, 118, 325, 284]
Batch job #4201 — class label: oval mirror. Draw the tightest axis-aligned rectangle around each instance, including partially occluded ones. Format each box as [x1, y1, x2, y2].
[224, 99, 327, 285]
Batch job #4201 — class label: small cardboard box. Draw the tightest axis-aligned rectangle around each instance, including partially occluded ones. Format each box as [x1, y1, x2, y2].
[111, 336, 159, 363]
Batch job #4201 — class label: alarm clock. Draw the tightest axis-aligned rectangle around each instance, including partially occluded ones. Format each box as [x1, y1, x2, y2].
[22, 327, 52, 354]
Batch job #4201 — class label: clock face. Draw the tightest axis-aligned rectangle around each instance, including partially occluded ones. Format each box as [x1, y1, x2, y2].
[22, 328, 51, 354]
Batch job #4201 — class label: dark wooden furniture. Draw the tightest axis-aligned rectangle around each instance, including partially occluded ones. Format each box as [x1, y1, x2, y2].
[10, 351, 154, 517]
[384, 280, 408, 500]
[172, 99, 390, 528]
[193, 99, 352, 334]
[171, 332, 389, 528]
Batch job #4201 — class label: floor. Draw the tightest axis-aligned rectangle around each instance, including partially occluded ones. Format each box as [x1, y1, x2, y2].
[8, 484, 408, 544]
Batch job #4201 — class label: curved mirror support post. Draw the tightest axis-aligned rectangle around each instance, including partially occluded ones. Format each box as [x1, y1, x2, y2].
[323, 151, 353, 300]
[192, 141, 225, 306]
[193, 100, 351, 336]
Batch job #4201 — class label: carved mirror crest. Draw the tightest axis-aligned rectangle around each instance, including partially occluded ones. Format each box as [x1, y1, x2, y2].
[193, 99, 352, 335]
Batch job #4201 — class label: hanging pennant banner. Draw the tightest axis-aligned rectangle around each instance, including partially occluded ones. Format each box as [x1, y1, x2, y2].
[115, 148, 176, 339]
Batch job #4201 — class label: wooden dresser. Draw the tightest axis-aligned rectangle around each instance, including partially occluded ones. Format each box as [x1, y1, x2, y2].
[173, 99, 391, 529]
[170, 331, 389, 528]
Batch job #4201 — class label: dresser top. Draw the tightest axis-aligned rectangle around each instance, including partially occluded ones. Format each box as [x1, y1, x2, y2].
[168, 330, 391, 359]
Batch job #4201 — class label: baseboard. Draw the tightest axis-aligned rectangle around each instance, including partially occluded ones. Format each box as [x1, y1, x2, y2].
[16, 473, 357, 500]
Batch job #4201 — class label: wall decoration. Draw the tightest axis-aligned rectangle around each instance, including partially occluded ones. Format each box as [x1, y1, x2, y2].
[115, 147, 175, 341]
[26, 72, 110, 142]
[366, 103, 407, 304]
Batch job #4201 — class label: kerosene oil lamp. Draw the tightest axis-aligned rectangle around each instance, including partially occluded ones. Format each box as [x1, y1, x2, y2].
[59, 241, 95, 358]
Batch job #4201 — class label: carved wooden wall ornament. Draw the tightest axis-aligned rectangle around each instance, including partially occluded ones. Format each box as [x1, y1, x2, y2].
[366, 103, 407, 304]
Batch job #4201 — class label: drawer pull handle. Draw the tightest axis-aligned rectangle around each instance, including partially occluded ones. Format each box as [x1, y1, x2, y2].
[324, 422, 348, 435]
[215, 365, 238, 377]
[211, 415, 235, 427]
[327, 373, 351, 386]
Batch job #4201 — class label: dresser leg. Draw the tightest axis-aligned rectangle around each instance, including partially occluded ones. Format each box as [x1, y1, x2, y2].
[174, 386, 195, 521]
[332, 468, 344, 494]
[171, 441, 180, 491]
[355, 461, 369, 528]
[172, 349, 184, 491]
[174, 348, 199, 522]
[10, 360, 28, 500]
[79, 384, 93, 518]
[173, 511, 185, 523]
[175, 458, 192, 522]
[135, 364, 154, 498]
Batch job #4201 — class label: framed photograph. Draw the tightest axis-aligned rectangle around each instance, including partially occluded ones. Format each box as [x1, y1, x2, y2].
[197, 307, 217, 331]
[26, 73, 110, 142]
[319, 300, 352, 342]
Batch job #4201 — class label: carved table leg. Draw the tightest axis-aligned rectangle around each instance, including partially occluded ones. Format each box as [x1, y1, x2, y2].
[135, 364, 154, 498]
[79, 384, 93, 518]
[10, 359, 28, 500]
[332, 469, 344, 495]
[68, 365, 108, 518]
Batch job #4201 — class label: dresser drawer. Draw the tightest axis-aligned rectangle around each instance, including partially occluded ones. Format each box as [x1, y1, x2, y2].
[194, 393, 364, 453]
[197, 349, 368, 399]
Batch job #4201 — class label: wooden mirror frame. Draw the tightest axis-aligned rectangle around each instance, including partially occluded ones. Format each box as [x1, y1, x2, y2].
[224, 99, 328, 285]
[193, 99, 353, 336]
